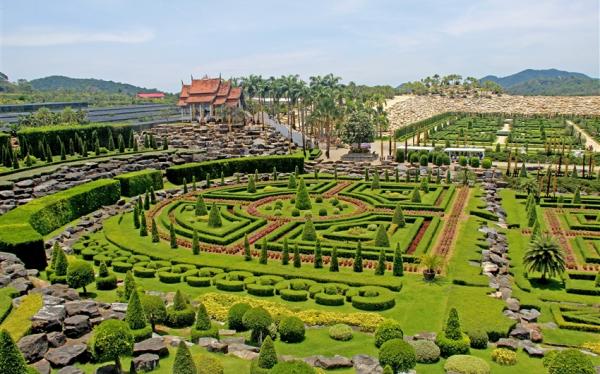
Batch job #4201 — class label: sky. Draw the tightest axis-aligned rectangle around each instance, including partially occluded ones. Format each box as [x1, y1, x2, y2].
[0, 0, 598, 93]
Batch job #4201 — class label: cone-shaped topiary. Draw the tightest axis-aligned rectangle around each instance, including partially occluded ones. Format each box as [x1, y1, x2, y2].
[393, 243, 404, 276]
[287, 174, 297, 189]
[133, 204, 140, 229]
[301, 216, 317, 241]
[221, 171, 225, 185]
[411, 187, 421, 203]
[208, 202, 223, 228]
[150, 186, 156, 204]
[169, 222, 177, 248]
[0, 329, 28, 374]
[272, 167, 278, 181]
[329, 247, 339, 272]
[244, 234, 252, 261]
[123, 270, 136, 302]
[527, 204, 537, 227]
[54, 244, 69, 276]
[183, 177, 188, 194]
[375, 224, 390, 247]
[392, 204, 406, 227]
[140, 213, 148, 237]
[195, 302, 211, 331]
[444, 308, 462, 340]
[259, 237, 268, 265]
[247, 175, 256, 193]
[192, 230, 200, 255]
[173, 290, 187, 310]
[293, 244, 301, 268]
[314, 239, 323, 268]
[195, 194, 208, 216]
[206, 173, 211, 188]
[371, 171, 380, 190]
[192, 176, 197, 191]
[173, 341, 197, 374]
[573, 187, 581, 204]
[383, 365, 393, 374]
[126, 291, 148, 330]
[364, 167, 370, 181]
[144, 190, 150, 210]
[257, 336, 278, 369]
[375, 248, 386, 275]
[281, 238, 289, 265]
[99, 261, 109, 278]
[151, 218, 159, 243]
[354, 242, 363, 272]
[295, 178, 312, 210]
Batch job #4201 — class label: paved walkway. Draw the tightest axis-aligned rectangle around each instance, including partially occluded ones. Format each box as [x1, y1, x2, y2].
[567, 120, 600, 152]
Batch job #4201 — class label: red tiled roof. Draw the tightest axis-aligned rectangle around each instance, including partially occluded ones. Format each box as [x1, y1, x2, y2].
[179, 84, 190, 98]
[216, 81, 231, 97]
[137, 92, 165, 98]
[189, 78, 220, 94]
[176, 99, 187, 107]
[228, 87, 242, 100]
[186, 94, 216, 104]
[213, 97, 227, 105]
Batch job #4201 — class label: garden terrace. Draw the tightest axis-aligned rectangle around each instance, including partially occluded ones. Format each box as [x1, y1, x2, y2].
[426, 116, 503, 147]
[202, 180, 335, 201]
[508, 118, 582, 149]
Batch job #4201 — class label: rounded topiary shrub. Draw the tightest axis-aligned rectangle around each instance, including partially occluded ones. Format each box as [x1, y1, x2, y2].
[328, 324, 353, 341]
[443, 355, 490, 374]
[228, 303, 251, 331]
[409, 339, 440, 363]
[467, 329, 489, 349]
[435, 333, 471, 357]
[378, 338, 416, 374]
[270, 361, 315, 374]
[291, 209, 300, 217]
[491, 348, 517, 366]
[318, 208, 327, 216]
[278, 316, 305, 343]
[548, 349, 595, 374]
[195, 353, 224, 374]
[375, 320, 404, 348]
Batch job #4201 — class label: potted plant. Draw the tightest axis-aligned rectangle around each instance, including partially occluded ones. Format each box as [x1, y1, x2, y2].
[421, 254, 442, 281]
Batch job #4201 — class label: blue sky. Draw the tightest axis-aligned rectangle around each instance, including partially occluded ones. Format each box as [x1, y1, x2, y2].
[1, 0, 598, 92]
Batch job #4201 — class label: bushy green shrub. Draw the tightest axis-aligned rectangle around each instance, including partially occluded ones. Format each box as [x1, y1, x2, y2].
[172, 341, 196, 374]
[96, 262, 117, 290]
[140, 294, 167, 331]
[543, 350, 560, 367]
[315, 293, 344, 306]
[0, 329, 28, 374]
[228, 303, 251, 331]
[243, 307, 272, 344]
[270, 361, 315, 374]
[280, 289, 308, 302]
[166, 291, 195, 328]
[66, 259, 94, 294]
[436, 333, 471, 357]
[375, 320, 404, 348]
[195, 353, 224, 374]
[467, 329, 489, 349]
[409, 339, 440, 363]
[257, 336, 278, 369]
[378, 338, 416, 373]
[548, 349, 595, 374]
[295, 178, 312, 210]
[328, 324, 353, 341]
[443, 355, 490, 374]
[491, 348, 517, 366]
[301, 217, 317, 241]
[89, 319, 134, 368]
[115, 169, 163, 197]
[278, 316, 305, 343]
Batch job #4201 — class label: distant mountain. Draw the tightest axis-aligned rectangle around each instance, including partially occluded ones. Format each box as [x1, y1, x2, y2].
[480, 69, 599, 96]
[29, 75, 162, 95]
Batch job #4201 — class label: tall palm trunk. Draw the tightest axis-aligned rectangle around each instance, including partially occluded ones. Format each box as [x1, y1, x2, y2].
[301, 103, 306, 155]
[326, 119, 331, 159]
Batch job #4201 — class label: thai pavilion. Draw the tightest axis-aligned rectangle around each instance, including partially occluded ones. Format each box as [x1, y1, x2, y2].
[177, 76, 244, 122]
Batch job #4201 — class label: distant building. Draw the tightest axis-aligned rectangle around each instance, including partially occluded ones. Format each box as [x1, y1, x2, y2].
[137, 92, 165, 99]
[177, 76, 243, 122]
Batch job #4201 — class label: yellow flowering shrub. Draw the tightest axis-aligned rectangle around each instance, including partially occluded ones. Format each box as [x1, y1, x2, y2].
[199, 292, 385, 332]
[491, 348, 517, 366]
[581, 342, 600, 355]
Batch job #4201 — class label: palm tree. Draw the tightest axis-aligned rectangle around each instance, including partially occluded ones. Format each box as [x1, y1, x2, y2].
[421, 254, 442, 281]
[523, 233, 566, 282]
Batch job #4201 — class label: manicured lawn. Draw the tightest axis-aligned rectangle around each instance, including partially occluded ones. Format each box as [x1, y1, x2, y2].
[0, 293, 43, 340]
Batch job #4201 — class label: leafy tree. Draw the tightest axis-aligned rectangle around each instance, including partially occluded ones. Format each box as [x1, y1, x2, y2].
[340, 110, 375, 150]
[393, 243, 404, 276]
[523, 233, 566, 282]
[90, 319, 134, 373]
[0, 329, 28, 374]
[257, 336, 278, 369]
[208, 202, 223, 228]
[169, 222, 178, 248]
[329, 247, 339, 272]
[295, 178, 312, 210]
[301, 216, 317, 241]
[195, 194, 208, 216]
[247, 175, 256, 193]
[151, 218, 159, 242]
[140, 294, 167, 332]
[375, 248, 386, 275]
[314, 239, 323, 268]
[244, 235, 252, 261]
[375, 224, 390, 247]
[172, 341, 197, 374]
[126, 291, 148, 330]
[392, 204, 405, 227]
[242, 307, 272, 345]
[281, 238, 289, 265]
[519, 162, 527, 177]
[444, 308, 462, 340]
[192, 230, 200, 255]
[293, 244, 301, 268]
[259, 237, 268, 265]
[353, 242, 363, 272]
[66, 260, 95, 294]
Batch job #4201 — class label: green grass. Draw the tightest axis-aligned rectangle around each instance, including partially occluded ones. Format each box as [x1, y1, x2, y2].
[0, 287, 16, 324]
[0, 293, 42, 340]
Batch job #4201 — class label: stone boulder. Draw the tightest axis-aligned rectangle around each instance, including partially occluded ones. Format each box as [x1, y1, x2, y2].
[45, 344, 89, 367]
[18, 333, 49, 363]
[132, 353, 160, 372]
[65, 300, 100, 318]
[31, 358, 51, 374]
[63, 315, 91, 338]
[352, 354, 383, 374]
[95, 364, 118, 374]
[47, 331, 67, 348]
[304, 355, 353, 369]
[57, 366, 84, 374]
[496, 338, 519, 351]
[133, 337, 168, 357]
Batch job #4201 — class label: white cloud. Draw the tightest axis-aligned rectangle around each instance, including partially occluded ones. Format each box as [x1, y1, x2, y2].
[0, 27, 154, 47]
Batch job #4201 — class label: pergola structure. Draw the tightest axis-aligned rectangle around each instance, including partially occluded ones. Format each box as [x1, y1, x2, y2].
[443, 147, 485, 159]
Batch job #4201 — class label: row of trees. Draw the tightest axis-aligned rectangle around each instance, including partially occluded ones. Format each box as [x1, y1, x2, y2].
[398, 74, 503, 96]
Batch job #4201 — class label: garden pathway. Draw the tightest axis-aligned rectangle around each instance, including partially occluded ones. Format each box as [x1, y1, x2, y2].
[543, 208, 579, 269]
[432, 186, 471, 260]
[567, 120, 600, 152]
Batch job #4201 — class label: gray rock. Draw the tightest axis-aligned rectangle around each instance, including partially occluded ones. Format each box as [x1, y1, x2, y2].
[65, 300, 100, 317]
[523, 344, 545, 357]
[413, 332, 437, 341]
[57, 366, 84, 374]
[47, 331, 67, 348]
[520, 308, 541, 322]
[218, 329, 237, 336]
[132, 353, 160, 372]
[228, 348, 259, 360]
[133, 337, 168, 357]
[352, 354, 383, 374]
[506, 298, 520, 312]
[304, 355, 353, 369]
[510, 324, 532, 340]
[221, 337, 245, 345]
[95, 364, 118, 374]
[45, 344, 89, 367]
[110, 303, 128, 313]
[18, 333, 48, 363]
[32, 358, 51, 374]
[496, 338, 519, 351]
[63, 315, 91, 338]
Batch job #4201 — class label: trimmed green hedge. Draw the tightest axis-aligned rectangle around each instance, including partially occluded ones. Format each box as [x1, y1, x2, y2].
[0, 179, 120, 269]
[115, 169, 163, 197]
[165, 154, 305, 184]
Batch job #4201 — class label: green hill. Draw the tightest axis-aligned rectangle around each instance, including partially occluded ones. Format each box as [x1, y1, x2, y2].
[29, 75, 161, 95]
[480, 69, 599, 96]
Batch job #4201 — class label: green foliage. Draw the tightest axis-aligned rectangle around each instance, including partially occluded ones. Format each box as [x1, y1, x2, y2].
[353, 242, 363, 272]
[548, 349, 595, 374]
[301, 216, 317, 241]
[574, 187, 581, 204]
[378, 338, 416, 373]
[115, 169, 163, 197]
[467, 329, 489, 349]
[96, 262, 117, 290]
[247, 175, 257, 193]
[314, 240, 323, 268]
[53, 244, 69, 276]
[0, 329, 28, 374]
[169, 222, 178, 248]
[281, 238, 289, 265]
[340, 110, 375, 147]
[411, 187, 421, 203]
[151, 218, 159, 243]
[491, 348, 517, 366]
[195, 195, 208, 216]
[228, 303, 251, 331]
[410, 339, 440, 364]
[371, 171, 380, 190]
[328, 323, 353, 341]
[173, 341, 197, 374]
[375, 248, 386, 275]
[392, 204, 405, 227]
[329, 247, 339, 272]
[278, 316, 305, 343]
[192, 230, 200, 255]
[90, 319, 134, 367]
[123, 270, 136, 302]
[257, 336, 278, 369]
[259, 237, 268, 265]
[393, 243, 404, 276]
[139, 213, 148, 237]
[194, 302, 211, 331]
[287, 174, 297, 189]
[375, 320, 404, 348]
[270, 361, 315, 374]
[443, 355, 490, 374]
[140, 294, 167, 331]
[244, 235, 252, 261]
[436, 334, 471, 358]
[195, 353, 224, 374]
[126, 291, 148, 330]
[295, 178, 312, 210]
[66, 260, 94, 293]
[293, 244, 301, 268]
[167, 291, 195, 328]
[207, 203, 223, 228]
[242, 307, 272, 344]
[523, 233, 566, 281]
[445, 308, 463, 340]
[375, 224, 390, 247]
